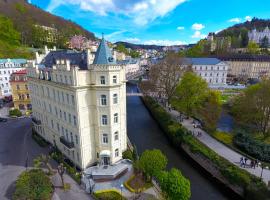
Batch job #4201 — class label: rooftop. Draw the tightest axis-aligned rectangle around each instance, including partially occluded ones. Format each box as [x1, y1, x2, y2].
[40, 50, 88, 70]
[184, 58, 222, 65]
[93, 35, 116, 65]
[12, 69, 27, 75]
[0, 59, 27, 64]
[217, 55, 270, 62]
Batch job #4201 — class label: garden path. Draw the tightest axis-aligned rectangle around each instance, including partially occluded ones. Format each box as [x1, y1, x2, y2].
[168, 109, 270, 184]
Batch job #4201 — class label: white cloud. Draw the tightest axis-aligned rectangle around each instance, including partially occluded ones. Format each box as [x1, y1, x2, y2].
[124, 38, 141, 43]
[245, 16, 252, 22]
[143, 40, 186, 46]
[192, 23, 205, 31]
[191, 31, 206, 39]
[228, 18, 241, 23]
[47, 0, 187, 26]
[177, 26, 185, 30]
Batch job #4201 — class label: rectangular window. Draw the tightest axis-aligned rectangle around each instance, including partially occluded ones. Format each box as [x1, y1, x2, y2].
[71, 95, 75, 105]
[64, 112, 67, 121]
[113, 75, 117, 83]
[114, 113, 118, 123]
[70, 132, 73, 143]
[57, 123, 60, 132]
[100, 76, 105, 84]
[55, 107, 58, 116]
[101, 95, 107, 106]
[113, 94, 118, 104]
[61, 92, 64, 103]
[51, 120, 54, 129]
[66, 94, 69, 104]
[60, 110, 62, 119]
[75, 135, 79, 145]
[68, 113, 71, 123]
[102, 115, 108, 125]
[73, 115, 77, 126]
[102, 133, 108, 144]
[114, 131, 119, 141]
[65, 129, 69, 141]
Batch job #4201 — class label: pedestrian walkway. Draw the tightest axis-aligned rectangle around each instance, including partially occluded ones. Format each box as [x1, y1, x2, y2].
[168, 109, 270, 184]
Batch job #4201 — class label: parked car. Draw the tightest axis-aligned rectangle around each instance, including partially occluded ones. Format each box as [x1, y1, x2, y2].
[0, 117, 8, 122]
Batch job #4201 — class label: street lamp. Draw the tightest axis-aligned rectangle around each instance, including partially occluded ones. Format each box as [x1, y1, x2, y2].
[120, 184, 124, 200]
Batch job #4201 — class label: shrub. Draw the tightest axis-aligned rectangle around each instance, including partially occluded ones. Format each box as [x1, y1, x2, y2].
[31, 129, 49, 147]
[94, 189, 127, 200]
[13, 169, 53, 200]
[234, 132, 270, 163]
[9, 108, 22, 117]
[122, 150, 133, 161]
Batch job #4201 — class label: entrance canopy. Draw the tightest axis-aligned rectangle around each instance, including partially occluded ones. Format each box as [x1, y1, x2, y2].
[100, 150, 111, 156]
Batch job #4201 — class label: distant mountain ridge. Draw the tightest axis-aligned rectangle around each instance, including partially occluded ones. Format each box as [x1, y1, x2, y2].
[115, 41, 165, 50]
[0, 0, 95, 48]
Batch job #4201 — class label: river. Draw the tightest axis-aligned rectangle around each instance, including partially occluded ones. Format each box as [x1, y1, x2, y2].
[126, 84, 232, 200]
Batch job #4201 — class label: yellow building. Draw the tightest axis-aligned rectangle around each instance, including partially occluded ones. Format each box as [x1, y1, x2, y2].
[10, 70, 31, 110]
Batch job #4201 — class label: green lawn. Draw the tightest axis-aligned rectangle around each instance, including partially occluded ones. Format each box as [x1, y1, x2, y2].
[212, 131, 234, 145]
[94, 190, 127, 200]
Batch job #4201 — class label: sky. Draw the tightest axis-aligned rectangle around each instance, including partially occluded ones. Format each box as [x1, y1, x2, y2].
[29, 0, 270, 46]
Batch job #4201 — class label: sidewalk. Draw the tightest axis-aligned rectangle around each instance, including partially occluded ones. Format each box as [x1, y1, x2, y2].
[51, 173, 92, 200]
[168, 109, 270, 184]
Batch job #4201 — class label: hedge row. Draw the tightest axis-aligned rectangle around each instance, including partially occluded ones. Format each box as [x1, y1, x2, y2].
[32, 130, 50, 147]
[142, 96, 270, 200]
[234, 132, 270, 163]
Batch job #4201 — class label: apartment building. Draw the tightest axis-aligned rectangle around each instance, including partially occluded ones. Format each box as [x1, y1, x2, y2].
[0, 59, 27, 97]
[184, 58, 228, 85]
[218, 55, 270, 80]
[10, 69, 31, 110]
[27, 37, 127, 169]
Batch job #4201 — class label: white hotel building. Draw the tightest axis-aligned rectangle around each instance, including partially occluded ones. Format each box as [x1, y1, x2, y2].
[27, 37, 127, 169]
[0, 59, 27, 97]
[184, 58, 228, 86]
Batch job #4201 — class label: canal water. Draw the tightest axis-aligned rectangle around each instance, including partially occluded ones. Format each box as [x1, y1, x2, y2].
[126, 84, 231, 200]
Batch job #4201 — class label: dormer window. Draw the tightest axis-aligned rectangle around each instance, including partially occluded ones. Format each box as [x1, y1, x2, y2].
[100, 76, 105, 85]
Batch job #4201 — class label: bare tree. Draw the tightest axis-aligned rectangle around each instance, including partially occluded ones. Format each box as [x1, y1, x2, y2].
[143, 52, 184, 105]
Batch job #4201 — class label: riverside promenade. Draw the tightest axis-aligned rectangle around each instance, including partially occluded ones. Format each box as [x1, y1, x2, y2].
[168, 109, 270, 184]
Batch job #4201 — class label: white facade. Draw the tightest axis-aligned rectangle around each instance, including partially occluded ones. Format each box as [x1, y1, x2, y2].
[0, 59, 26, 97]
[27, 40, 127, 170]
[248, 27, 270, 45]
[184, 58, 228, 86]
[192, 63, 228, 85]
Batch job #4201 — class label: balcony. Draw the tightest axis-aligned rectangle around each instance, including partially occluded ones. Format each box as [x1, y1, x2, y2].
[32, 117, 41, 125]
[60, 136, 74, 149]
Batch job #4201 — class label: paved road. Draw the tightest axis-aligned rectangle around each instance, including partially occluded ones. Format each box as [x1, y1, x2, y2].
[169, 109, 270, 184]
[0, 118, 91, 200]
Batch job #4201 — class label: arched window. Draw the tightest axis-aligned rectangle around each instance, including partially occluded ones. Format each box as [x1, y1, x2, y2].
[114, 131, 119, 141]
[113, 94, 118, 104]
[114, 113, 118, 123]
[101, 95, 107, 105]
[100, 76, 105, 84]
[115, 148, 119, 157]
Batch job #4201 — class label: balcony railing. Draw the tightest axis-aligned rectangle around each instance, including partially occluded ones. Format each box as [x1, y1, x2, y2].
[32, 117, 41, 125]
[60, 136, 74, 149]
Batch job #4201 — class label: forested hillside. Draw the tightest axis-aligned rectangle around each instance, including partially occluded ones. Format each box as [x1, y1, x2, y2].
[0, 0, 96, 58]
